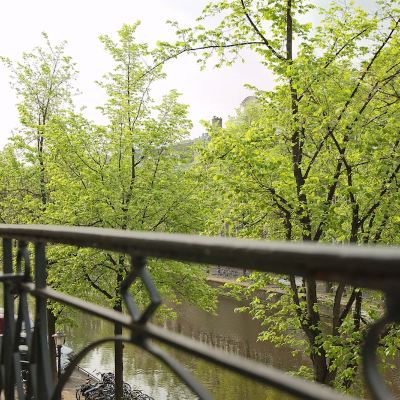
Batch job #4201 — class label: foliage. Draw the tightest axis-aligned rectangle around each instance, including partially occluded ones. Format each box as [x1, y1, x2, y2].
[0, 26, 216, 321]
[172, 0, 400, 393]
[42, 24, 215, 315]
[1, 32, 78, 218]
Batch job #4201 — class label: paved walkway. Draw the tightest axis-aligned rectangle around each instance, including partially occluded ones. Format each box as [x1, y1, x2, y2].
[62, 368, 95, 400]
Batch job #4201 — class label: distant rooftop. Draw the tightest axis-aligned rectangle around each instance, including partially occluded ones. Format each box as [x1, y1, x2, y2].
[240, 96, 257, 108]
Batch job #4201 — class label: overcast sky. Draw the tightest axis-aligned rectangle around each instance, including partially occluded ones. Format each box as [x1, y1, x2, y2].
[0, 0, 377, 149]
[0, 0, 275, 148]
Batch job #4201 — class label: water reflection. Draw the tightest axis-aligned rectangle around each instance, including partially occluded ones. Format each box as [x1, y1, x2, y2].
[65, 295, 302, 399]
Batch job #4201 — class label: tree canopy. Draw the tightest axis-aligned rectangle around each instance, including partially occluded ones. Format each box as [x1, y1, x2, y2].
[163, 0, 400, 392]
[0, 24, 216, 398]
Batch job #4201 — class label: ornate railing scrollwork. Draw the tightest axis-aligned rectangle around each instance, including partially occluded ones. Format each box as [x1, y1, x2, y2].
[121, 255, 161, 324]
[1, 224, 400, 399]
[362, 291, 400, 400]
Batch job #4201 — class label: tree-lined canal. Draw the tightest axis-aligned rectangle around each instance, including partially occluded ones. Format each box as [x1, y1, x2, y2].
[66, 294, 306, 399]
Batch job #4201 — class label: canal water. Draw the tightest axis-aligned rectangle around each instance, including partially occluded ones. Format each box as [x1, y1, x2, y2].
[65, 294, 308, 399]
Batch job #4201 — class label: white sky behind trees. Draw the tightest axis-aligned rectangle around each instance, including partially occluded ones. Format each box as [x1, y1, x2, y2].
[0, 0, 375, 148]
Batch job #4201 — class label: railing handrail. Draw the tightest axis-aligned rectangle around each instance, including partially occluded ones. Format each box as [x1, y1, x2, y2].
[2, 224, 400, 399]
[1, 224, 400, 290]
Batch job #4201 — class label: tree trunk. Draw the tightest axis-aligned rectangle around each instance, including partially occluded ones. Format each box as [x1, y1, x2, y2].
[37, 129, 58, 380]
[325, 282, 333, 293]
[306, 278, 329, 383]
[47, 310, 57, 383]
[114, 304, 123, 400]
[114, 269, 124, 400]
[313, 352, 329, 384]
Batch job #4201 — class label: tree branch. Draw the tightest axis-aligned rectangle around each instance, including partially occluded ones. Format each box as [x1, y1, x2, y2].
[240, 0, 286, 61]
[83, 272, 113, 300]
[360, 160, 400, 225]
[141, 41, 267, 84]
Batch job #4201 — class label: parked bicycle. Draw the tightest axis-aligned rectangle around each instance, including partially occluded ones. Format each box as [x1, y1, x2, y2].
[76, 372, 154, 400]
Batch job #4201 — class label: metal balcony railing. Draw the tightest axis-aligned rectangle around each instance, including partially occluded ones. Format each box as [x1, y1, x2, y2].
[0, 224, 400, 400]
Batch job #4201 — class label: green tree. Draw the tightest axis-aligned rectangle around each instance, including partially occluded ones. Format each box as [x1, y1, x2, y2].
[1, 32, 77, 212]
[1, 33, 78, 378]
[1, 26, 215, 397]
[166, 0, 400, 392]
[41, 24, 215, 399]
[0, 145, 38, 224]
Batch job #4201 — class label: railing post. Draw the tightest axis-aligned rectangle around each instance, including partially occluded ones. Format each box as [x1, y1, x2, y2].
[2, 239, 15, 400]
[33, 242, 53, 400]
